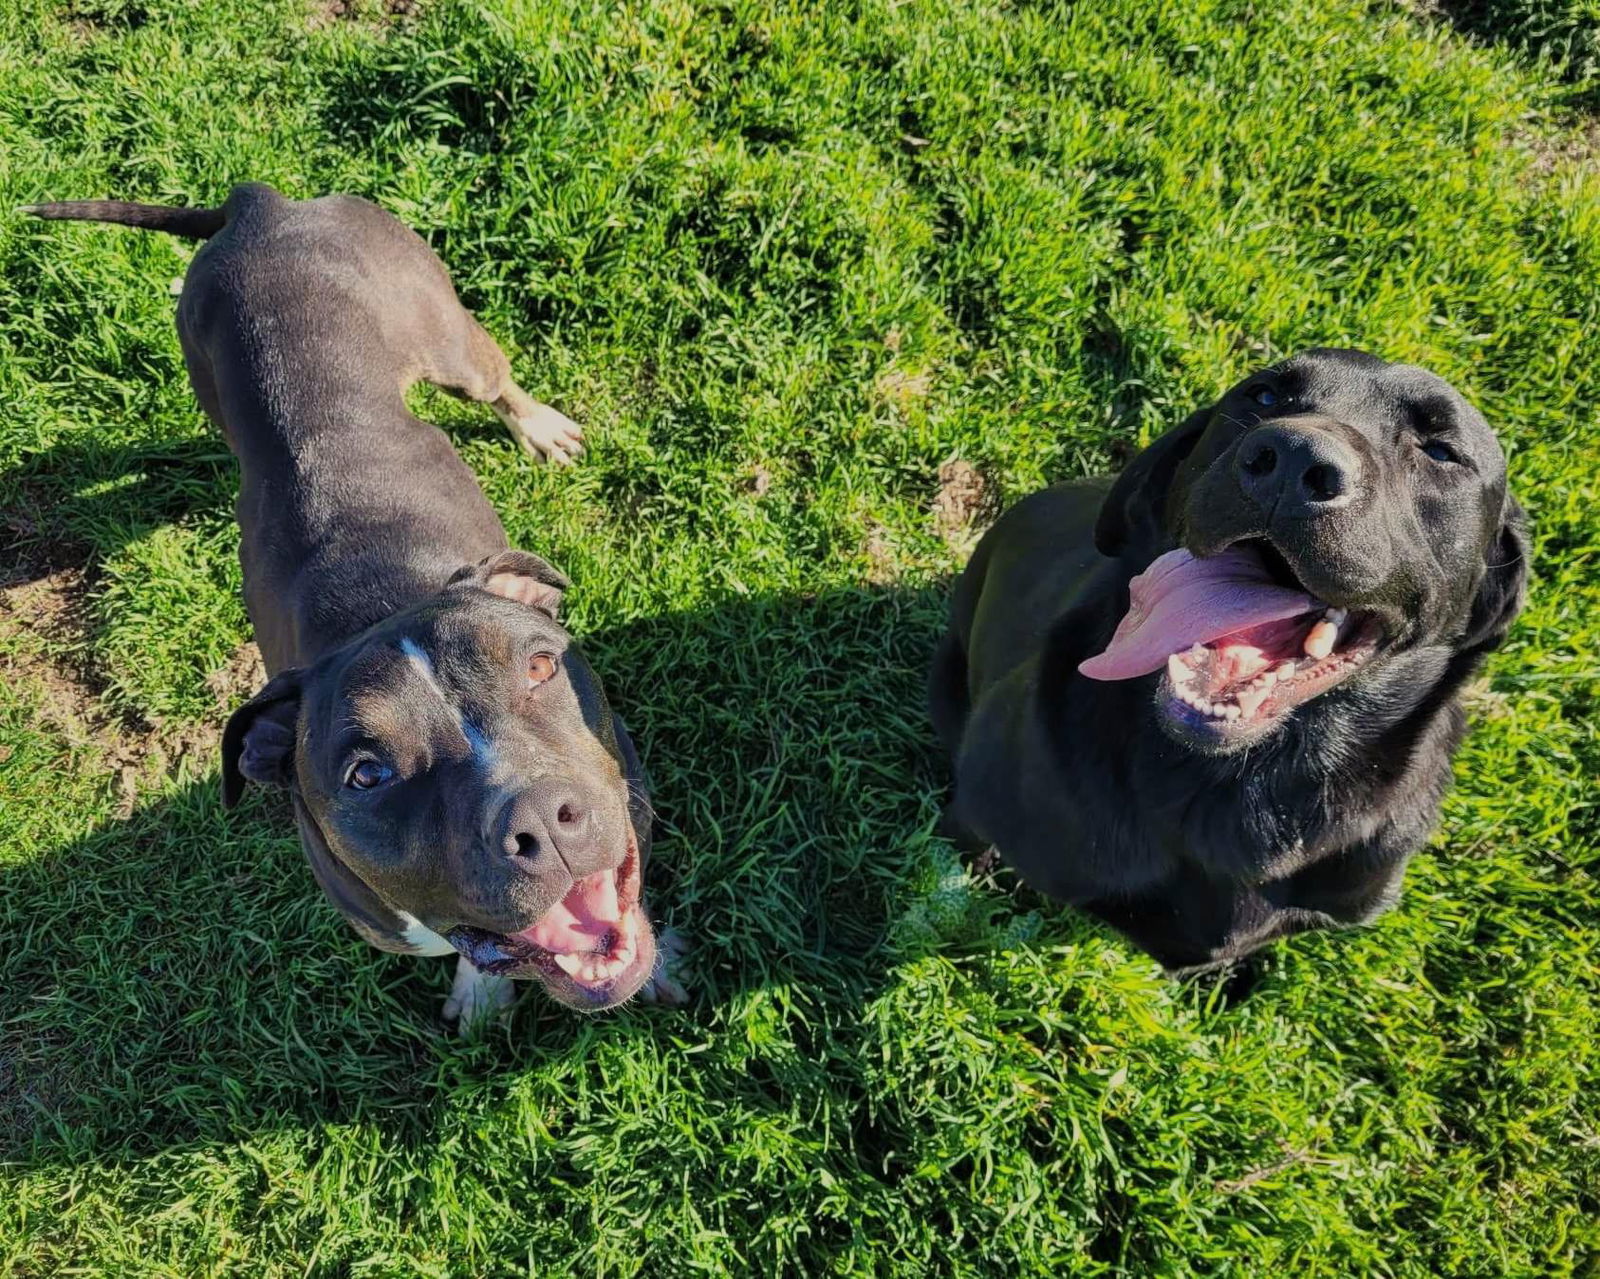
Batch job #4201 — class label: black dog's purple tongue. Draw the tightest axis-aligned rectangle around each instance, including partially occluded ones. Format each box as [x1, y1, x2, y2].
[1079, 547, 1316, 680]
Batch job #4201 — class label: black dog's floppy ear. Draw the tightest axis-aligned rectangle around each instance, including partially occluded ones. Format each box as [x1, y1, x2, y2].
[221, 669, 304, 808]
[1094, 407, 1211, 558]
[447, 548, 570, 618]
[1460, 494, 1530, 660]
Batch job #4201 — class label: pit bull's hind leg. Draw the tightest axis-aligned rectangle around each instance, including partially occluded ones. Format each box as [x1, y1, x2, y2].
[422, 310, 585, 465]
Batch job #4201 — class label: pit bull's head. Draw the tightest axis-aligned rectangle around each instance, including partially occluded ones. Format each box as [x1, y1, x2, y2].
[222, 550, 657, 1008]
[1084, 348, 1528, 755]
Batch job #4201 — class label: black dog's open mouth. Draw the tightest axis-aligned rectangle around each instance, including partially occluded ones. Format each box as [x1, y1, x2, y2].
[1080, 539, 1384, 737]
[446, 839, 655, 1007]
[1161, 602, 1382, 724]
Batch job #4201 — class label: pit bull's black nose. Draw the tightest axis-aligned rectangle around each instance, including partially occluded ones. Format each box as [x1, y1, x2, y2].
[1235, 424, 1359, 516]
[500, 783, 597, 862]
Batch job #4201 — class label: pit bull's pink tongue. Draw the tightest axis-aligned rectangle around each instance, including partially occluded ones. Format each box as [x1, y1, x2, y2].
[518, 868, 621, 954]
[1079, 547, 1316, 681]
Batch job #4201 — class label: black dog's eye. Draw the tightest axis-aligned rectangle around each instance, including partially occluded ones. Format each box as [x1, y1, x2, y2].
[527, 653, 559, 689]
[1420, 439, 1459, 464]
[345, 759, 393, 790]
[1247, 384, 1277, 408]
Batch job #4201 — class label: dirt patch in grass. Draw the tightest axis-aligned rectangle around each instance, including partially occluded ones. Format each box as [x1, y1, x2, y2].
[1512, 117, 1600, 173]
[744, 464, 774, 497]
[1, 567, 120, 735]
[932, 459, 996, 551]
[863, 521, 898, 585]
[204, 641, 265, 718]
[875, 367, 933, 404]
[0, 567, 219, 813]
[308, 0, 418, 28]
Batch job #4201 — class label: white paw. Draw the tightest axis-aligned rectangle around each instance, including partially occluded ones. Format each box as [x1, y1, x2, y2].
[497, 400, 584, 465]
[638, 927, 690, 1005]
[442, 955, 517, 1032]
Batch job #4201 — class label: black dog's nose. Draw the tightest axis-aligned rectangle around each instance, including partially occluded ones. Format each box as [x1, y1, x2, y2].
[500, 782, 597, 862]
[1234, 424, 1359, 515]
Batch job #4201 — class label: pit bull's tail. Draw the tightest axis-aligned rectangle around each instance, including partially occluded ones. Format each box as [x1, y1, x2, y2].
[21, 199, 224, 240]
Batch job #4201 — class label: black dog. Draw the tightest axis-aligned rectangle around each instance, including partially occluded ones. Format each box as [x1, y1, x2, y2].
[930, 349, 1528, 969]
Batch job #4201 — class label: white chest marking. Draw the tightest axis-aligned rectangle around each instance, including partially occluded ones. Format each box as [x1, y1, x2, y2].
[398, 911, 457, 957]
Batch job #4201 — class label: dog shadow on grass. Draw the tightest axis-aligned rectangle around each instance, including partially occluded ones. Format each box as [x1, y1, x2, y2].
[0, 579, 1128, 1175]
[3, 432, 237, 581]
[2, 407, 512, 586]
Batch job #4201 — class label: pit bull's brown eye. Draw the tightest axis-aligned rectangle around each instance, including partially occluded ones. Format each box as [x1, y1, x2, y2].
[345, 759, 392, 790]
[1248, 385, 1277, 408]
[527, 654, 558, 689]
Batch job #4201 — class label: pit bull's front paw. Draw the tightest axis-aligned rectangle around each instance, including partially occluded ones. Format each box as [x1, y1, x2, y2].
[495, 398, 584, 465]
[638, 927, 690, 1005]
[442, 955, 516, 1032]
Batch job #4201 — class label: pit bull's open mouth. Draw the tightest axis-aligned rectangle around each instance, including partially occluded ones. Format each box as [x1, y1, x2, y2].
[1079, 540, 1383, 738]
[446, 839, 655, 1007]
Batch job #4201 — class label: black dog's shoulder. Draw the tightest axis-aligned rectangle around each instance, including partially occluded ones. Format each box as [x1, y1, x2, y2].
[951, 478, 1114, 688]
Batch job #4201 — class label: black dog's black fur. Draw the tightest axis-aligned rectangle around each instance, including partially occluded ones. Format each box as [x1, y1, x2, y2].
[930, 349, 1528, 969]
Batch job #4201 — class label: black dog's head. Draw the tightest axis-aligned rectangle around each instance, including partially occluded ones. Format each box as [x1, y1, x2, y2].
[1085, 348, 1528, 754]
[221, 550, 657, 1009]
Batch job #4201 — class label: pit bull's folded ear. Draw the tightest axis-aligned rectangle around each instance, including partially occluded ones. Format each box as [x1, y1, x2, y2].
[1094, 408, 1211, 558]
[221, 669, 303, 808]
[1460, 494, 1530, 660]
[447, 549, 569, 618]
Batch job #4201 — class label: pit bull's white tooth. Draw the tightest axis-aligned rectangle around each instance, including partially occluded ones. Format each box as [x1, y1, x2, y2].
[1167, 654, 1188, 684]
[1258, 668, 1278, 687]
[1303, 620, 1337, 660]
[1194, 698, 1214, 715]
[1223, 704, 1242, 721]
[1237, 687, 1269, 718]
[1325, 607, 1348, 626]
[1189, 643, 1207, 660]
[554, 953, 585, 977]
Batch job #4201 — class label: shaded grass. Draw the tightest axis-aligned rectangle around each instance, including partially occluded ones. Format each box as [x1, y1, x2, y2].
[1, 0, 1597, 1274]
[1429, 0, 1600, 106]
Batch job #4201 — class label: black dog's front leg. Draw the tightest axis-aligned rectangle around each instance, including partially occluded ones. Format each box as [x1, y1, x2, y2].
[1277, 831, 1415, 928]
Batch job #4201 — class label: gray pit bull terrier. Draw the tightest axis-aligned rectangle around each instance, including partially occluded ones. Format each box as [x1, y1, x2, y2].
[28, 182, 686, 1026]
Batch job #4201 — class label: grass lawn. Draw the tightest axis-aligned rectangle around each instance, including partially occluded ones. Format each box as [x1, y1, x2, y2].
[1, 0, 1597, 1272]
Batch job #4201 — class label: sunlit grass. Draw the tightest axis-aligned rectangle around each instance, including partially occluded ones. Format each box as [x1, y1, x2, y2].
[0, 0, 1595, 1273]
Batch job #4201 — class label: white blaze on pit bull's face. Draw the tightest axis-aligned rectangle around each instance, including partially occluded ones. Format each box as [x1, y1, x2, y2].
[399, 636, 500, 773]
